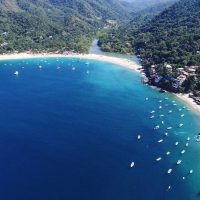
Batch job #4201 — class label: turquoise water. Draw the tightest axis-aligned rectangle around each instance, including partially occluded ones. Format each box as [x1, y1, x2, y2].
[89, 39, 140, 64]
[0, 58, 199, 200]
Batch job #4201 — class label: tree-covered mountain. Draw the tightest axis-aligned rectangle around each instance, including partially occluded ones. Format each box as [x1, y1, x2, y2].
[99, 0, 200, 93]
[0, 0, 129, 53]
[98, 0, 178, 53]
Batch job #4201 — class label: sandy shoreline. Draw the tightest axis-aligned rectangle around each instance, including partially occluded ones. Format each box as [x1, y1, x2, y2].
[175, 93, 200, 116]
[0, 53, 141, 72]
[0, 53, 199, 115]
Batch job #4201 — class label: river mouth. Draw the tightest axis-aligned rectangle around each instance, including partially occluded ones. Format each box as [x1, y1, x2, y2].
[89, 39, 140, 63]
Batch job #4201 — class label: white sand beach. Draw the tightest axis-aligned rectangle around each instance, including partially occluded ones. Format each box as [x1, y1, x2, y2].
[175, 93, 200, 116]
[0, 53, 141, 72]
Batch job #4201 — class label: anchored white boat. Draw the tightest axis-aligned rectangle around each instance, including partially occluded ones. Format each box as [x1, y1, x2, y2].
[158, 139, 163, 143]
[14, 71, 19, 76]
[179, 123, 183, 127]
[164, 132, 168, 136]
[159, 106, 162, 109]
[150, 115, 155, 119]
[137, 135, 141, 140]
[185, 143, 189, 147]
[180, 150, 186, 154]
[168, 110, 172, 113]
[187, 137, 190, 141]
[181, 114, 185, 117]
[196, 133, 200, 142]
[150, 110, 155, 114]
[130, 162, 135, 168]
[166, 151, 170, 155]
[154, 125, 160, 130]
[156, 157, 162, 161]
[189, 169, 193, 174]
[167, 127, 172, 130]
[175, 142, 179, 146]
[177, 160, 182, 165]
[167, 169, 172, 174]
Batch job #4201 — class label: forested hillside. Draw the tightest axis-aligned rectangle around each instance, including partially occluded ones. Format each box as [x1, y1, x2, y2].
[98, 0, 177, 53]
[99, 0, 200, 94]
[0, 0, 128, 53]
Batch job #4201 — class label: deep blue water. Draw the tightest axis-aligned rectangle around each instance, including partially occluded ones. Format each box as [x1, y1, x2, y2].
[0, 58, 200, 200]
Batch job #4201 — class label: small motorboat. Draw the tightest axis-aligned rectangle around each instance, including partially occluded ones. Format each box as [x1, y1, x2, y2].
[177, 160, 182, 165]
[150, 115, 155, 119]
[156, 157, 162, 161]
[189, 169, 193, 174]
[166, 151, 170, 155]
[167, 127, 172, 130]
[154, 125, 160, 130]
[187, 137, 190, 141]
[167, 169, 172, 174]
[161, 121, 164, 125]
[185, 143, 189, 147]
[14, 71, 19, 75]
[164, 132, 168, 136]
[178, 109, 182, 112]
[145, 97, 149, 101]
[158, 139, 163, 143]
[181, 114, 185, 117]
[137, 135, 141, 140]
[130, 162, 135, 168]
[196, 133, 200, 142]
[150, 110, 155, 114]
[180, 150, 186, 154]
[179, 123, 183, 127]
[159, 106, 162, 109]
[175, 142, 179, 146]
[159, 114, 164, 117]
[168, 110, 172, 113]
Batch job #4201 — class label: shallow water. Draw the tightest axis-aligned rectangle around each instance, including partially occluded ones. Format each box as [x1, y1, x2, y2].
[0, 58, 199, 200]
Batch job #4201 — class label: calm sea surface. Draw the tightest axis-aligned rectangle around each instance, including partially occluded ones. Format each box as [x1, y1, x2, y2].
[0, 58, 199, 200]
